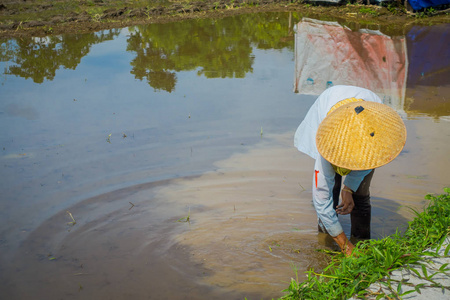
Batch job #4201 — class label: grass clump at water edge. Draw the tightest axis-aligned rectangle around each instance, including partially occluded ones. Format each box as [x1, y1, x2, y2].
[279, 188, 450, 300]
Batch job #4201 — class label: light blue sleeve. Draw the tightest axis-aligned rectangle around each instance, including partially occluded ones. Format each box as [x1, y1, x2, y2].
[344, 170, 373, 192]
[312, 155, 343, 237]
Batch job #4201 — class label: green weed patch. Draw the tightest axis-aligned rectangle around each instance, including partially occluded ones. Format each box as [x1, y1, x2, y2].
[280, 188, 450, 299]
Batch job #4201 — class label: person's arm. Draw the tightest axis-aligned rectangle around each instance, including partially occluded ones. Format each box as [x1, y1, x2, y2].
[334, 188, 355, 254]
[313, 156, 355, 255]
[333, 170, 373, 254]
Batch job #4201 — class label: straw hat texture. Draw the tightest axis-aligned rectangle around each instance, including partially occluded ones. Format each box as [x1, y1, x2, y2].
[316, 99, 407, 170]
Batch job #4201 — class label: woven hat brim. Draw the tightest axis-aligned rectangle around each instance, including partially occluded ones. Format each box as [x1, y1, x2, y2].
[316, 101, 407, 170]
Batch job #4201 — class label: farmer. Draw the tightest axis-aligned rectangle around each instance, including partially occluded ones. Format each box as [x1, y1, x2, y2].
[294, 85, 407, 256]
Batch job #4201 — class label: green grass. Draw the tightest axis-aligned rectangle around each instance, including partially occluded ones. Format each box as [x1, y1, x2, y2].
[359, 7, 378, 16]
[279, 188, 450, 299]
[0, 0, 176, 24]
[384, 2, 406, 15]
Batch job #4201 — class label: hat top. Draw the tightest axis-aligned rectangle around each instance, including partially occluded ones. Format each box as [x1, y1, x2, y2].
[316, 100, 406, 170]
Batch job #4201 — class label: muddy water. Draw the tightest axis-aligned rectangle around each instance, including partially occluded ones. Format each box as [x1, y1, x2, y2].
[0, 13, 449, 300]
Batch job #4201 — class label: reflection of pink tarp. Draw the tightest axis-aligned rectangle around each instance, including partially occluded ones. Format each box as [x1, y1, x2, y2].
[294, 18, 407, 112]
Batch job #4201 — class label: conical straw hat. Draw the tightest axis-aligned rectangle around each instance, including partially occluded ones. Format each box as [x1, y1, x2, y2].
[328, 97, 363, 115]
[316, 101, 407, 170]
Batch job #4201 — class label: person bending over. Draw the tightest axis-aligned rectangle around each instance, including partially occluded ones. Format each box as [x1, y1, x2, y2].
[294, 85, 406, 255]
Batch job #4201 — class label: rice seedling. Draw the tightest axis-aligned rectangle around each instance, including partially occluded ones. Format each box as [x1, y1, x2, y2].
[177, 207, 191, 223]
[298, 183, 305, 191]
[279, 188, 450, 299]
[66, 210, 76, 226]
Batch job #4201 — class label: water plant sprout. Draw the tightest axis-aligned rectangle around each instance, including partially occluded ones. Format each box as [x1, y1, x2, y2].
[66, 210, 76, 226]
[177, 207, 191, 223]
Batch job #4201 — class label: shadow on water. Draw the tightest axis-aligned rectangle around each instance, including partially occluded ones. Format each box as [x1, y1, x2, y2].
[0, 11, 449, 300]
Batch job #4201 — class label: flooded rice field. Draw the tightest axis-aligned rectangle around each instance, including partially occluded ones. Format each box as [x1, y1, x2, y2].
[0, 12, 449, 299]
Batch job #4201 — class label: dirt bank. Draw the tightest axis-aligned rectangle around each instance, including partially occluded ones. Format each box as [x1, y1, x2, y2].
[0, 0, 449, 38]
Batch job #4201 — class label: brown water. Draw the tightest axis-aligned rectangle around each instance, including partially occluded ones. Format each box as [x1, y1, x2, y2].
[0, 13, 449, 300]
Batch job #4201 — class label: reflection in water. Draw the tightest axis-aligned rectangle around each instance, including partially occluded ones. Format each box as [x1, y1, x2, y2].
[405, 24, 450, 118]
[126, 19, 254, 92]
[0, 12, 449, 300]
[293, 19, 450, 119]
[126, 13, 294, 92]
[0, 13, 302, 299]
[4, 103, 39, 120]
[1, 15, 447, 117]
[1, 13, 294, 91]
[0, 30, 121, 83]
[294, 18, 407, 113]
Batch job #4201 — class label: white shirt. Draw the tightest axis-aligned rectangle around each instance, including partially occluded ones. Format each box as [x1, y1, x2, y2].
[294, 85, 382, 237]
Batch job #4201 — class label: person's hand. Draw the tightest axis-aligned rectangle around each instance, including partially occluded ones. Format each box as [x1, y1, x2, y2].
[336, 187, 354, 215]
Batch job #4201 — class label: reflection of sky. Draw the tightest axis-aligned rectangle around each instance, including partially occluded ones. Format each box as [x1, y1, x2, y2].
[88, 28, 129, 57]
[0, 28, 314, 244]
[1, 33, 305, 151]
[0, 15, 448, 244]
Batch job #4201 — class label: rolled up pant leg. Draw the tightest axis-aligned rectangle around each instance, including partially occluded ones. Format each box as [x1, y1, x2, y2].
[351, 170, 375, 239]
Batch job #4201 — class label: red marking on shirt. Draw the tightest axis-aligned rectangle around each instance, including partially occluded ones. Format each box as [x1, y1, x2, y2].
[315, 170, 319, 188]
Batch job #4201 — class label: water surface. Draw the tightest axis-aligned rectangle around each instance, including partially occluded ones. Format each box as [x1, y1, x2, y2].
[0, 13, 449, 299]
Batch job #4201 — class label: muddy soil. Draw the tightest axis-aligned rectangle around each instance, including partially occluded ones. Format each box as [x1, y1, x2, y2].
[0, 0, 448, 38]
